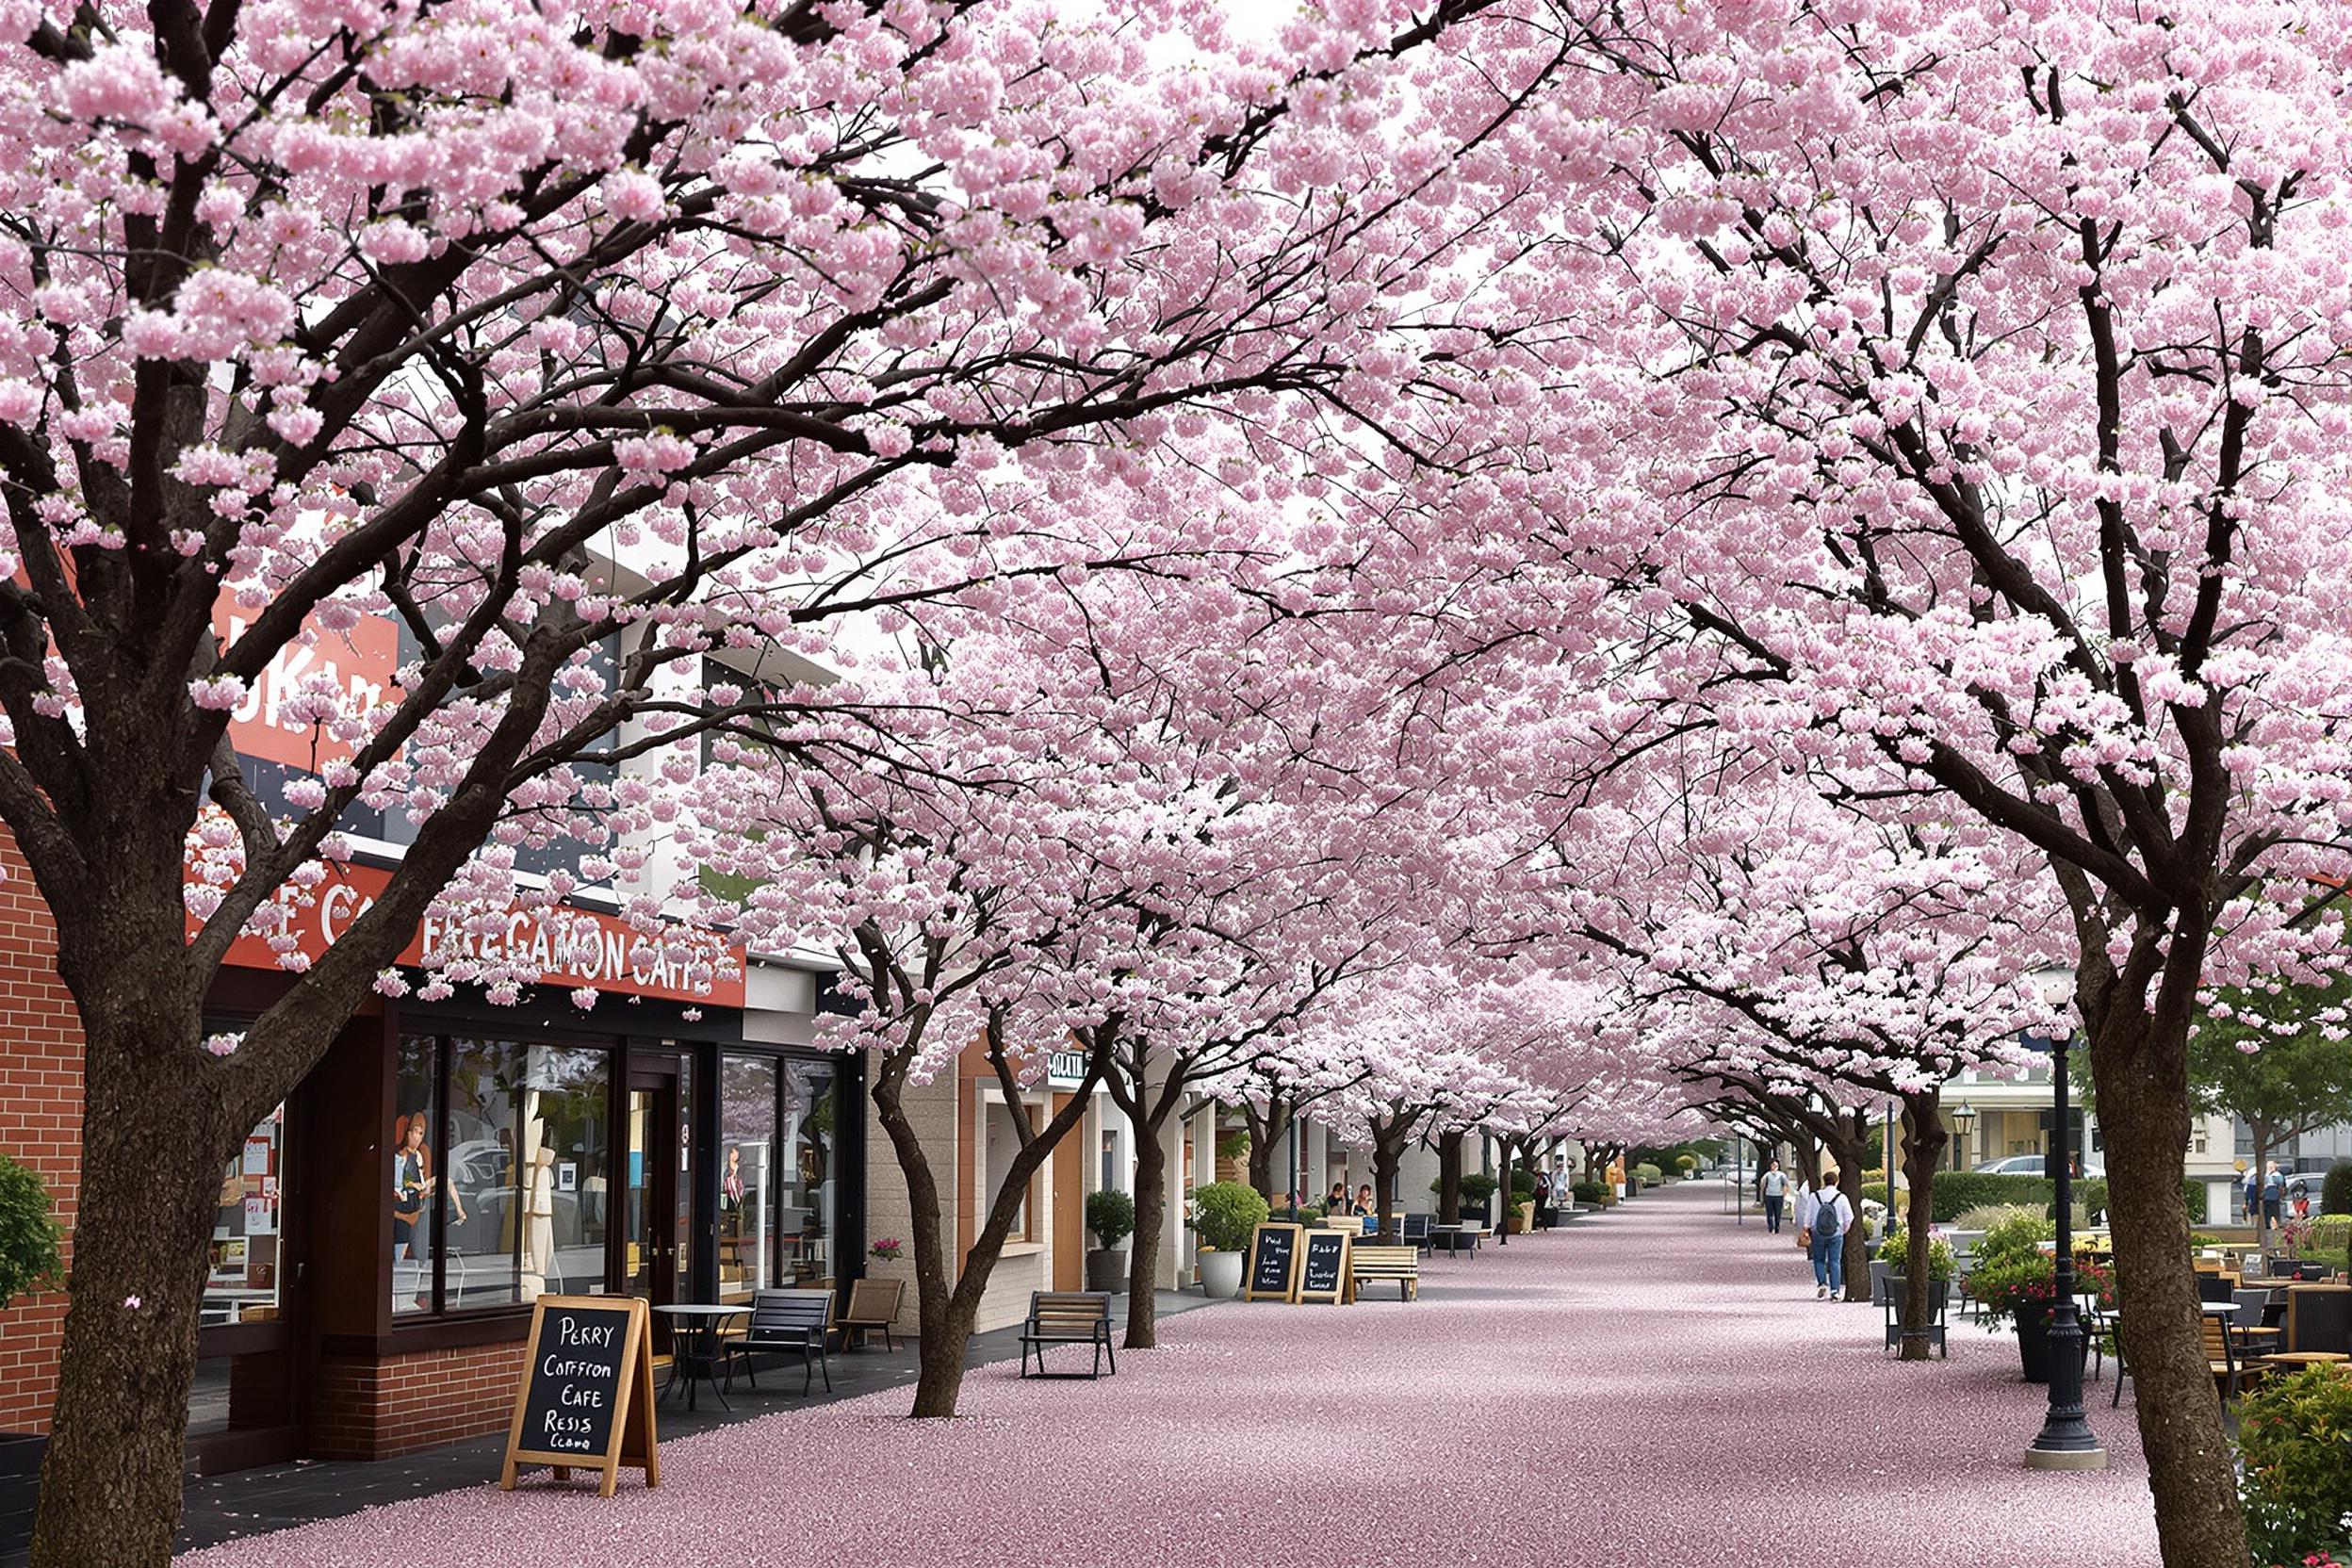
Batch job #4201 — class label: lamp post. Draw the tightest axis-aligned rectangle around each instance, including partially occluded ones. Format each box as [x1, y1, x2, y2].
[2026, 1019, 2106, 1471]
[1952, 1102, 1978, 1172]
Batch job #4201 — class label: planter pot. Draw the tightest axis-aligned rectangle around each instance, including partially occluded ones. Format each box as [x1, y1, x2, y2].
[1086, 1247, 1129, 1294]
[1199, 1249, 1245, 1299]
[0, 1431, 44, 1563]
[2012, 1299, 2091, 1384]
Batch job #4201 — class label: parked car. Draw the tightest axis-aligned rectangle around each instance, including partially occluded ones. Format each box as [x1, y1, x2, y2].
[1971, 1154, 2106, 1179]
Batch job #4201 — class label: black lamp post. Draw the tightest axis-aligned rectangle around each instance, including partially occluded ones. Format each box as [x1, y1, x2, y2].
[2026, 1027, 2106, 1470]
[1952, 1101, 1977, 1171]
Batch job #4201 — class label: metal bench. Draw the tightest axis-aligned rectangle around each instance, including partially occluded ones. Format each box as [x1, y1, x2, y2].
[1349, 1246, 1420, 1301]
[1018, 1291, 1116, 1380]
[724, 1287, 834, 1395]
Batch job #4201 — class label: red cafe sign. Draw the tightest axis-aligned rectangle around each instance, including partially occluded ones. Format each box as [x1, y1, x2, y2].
[197, 861, 746, 1008]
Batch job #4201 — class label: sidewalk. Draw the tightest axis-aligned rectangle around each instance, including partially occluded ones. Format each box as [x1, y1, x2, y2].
[172, 1187, 2163, 1567]
[5, 1289, 1218, 1567]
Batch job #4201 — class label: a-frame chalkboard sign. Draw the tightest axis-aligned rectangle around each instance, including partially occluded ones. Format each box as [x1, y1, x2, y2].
[499, 1295, 660, 1496]
[1296, 1228, 1353, 1305]
[1243, 1222, 1304, 1302]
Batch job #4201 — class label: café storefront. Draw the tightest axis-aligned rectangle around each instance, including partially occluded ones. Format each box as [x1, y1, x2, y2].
[189, 865, 860, 1471]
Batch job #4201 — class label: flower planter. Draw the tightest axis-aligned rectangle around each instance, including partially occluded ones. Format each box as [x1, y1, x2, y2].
[1085, 1247, 1129, 1294]
[2013, 1299, 2091, 1384]
[1199, 1249, 1244, 1298]
[0, 1432, 44, 1563]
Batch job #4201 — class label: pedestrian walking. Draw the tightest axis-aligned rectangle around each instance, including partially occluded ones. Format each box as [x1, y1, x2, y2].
[1759, 1160, 1788, 1233]
[1799, 1171, 1852, 1299]
[2262, 1162, 2285, 1230]
[2244, 1165, 2261, 1231]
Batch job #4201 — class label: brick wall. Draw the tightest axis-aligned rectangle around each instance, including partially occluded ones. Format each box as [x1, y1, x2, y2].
[310, 1342, 528, 1461]
[0, 830, 84, 1435]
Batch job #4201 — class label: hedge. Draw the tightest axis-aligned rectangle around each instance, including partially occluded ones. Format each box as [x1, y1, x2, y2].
[2324, 1160, 2352, 1217]
[1871, 1171, 2206, 1226]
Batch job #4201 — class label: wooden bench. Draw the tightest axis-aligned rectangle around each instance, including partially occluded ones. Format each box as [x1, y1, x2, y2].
[1019, 1291, 1117, 1380]
[1349, 1246, 1420, 1301]
[837, 1277, 905, 1352]
[723, 1288, 834, 1395]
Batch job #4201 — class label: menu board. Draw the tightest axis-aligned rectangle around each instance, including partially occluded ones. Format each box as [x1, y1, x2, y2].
[1245, 1223, 1303, 1302]
[1298, 1230, 1353, 1305]
[500, 1296, 660, 1497]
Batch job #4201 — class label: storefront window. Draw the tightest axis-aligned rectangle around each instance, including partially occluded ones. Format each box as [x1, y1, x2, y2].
[393, 1037, 439, 1315]
[203, 1104, 286, 1329]
[783, 1060, 838, 1285]
[719, 1055, 778, 1303]
[396, 1034, 610, 1315]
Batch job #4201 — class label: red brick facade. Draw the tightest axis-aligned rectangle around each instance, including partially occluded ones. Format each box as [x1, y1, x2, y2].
[309, 1343, 528, 1461]
[0, 831, 82, 1436]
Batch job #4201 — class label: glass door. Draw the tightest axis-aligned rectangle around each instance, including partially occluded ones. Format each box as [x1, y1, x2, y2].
[623, 1054, 694, 1337]
[189, 1103, 301, 1472]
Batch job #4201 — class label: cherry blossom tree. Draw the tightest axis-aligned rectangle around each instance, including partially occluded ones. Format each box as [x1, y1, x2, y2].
[0, 0, 1590, 1555]
[1365, 3, 2352, 1554]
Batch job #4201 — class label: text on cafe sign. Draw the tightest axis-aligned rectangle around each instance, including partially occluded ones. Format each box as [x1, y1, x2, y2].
[1043, 1050, 1091, 1088]
[195, 860, 747, 1007]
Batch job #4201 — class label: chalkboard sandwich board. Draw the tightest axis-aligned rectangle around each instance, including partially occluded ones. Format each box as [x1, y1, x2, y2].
[500, 1295, 660, 1496]
[1244, 1222, 1304, 1302]
[1297, 1229, 1353, 1305]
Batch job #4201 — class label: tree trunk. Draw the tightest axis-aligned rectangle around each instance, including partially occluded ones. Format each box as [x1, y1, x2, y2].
[1496, 1140, 1516, 1245]
[1244, 1096, 1292, 1200]
[2090, 1001, 2246, 1568]
[1122, 1104, 1171, 1349]
[1898, 1089, 1947, 1362]
[1437, 1130, 1463, 1224]
[869, 1055, 969, 1419]
[1371, 1133, 1403, 1243]
[32, 1013, 230, 1568]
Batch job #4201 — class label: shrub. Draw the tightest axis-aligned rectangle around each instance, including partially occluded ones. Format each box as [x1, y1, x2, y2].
[1571, 1180, 1608, 1205]
[2325, 1160, 2352, 1217]
[1952, 1202, 2045, 1237]
[1861, 1183, 1889, 1211]
[1634, 1162, 1664, 1183]
[1920, 1171, 2054, 1222]
[1086, 1188, 1135, 1251]
[1509, 1168, 1538, 1200]
[1977, 1209, 2056, 1267]
[1874, 1227, 1956, 1282]
[0, 1153, 61, 1310]
[1970, 1251, 2115, 1328]
[1215, 1129, 1250, 1162]
[1191, 1182, 1269, 1253]
[1674, 1153, 1698, 1175]
[2305, 1215, 2352, 1256]
[2239, 1364, 2352, 1568]
[1457, 1172, 1499, 1211]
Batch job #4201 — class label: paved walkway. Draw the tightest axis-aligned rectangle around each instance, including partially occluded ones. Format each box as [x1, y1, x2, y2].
[180, 1186, 2164, 1566]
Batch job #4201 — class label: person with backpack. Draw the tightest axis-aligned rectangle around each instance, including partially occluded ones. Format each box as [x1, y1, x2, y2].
[2244, 1164, 2262, 1232]
[1759, 1160, 1788, 1233]
[1799, 1169, 1852, 1299]
[2262, 1162, 2286, 1230]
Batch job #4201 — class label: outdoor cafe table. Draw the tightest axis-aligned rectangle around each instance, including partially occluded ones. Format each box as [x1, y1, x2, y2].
[651, 1302, 747, 1413]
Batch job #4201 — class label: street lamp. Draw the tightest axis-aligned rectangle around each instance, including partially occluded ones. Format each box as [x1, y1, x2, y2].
[1952, 1101, 1978, 1171]
[2025, 968, 2106, 1472]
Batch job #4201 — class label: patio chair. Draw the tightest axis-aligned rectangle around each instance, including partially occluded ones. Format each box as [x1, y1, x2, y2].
[837, 1277, 905, 1352]
[1879, 1276, 1948, 1358]
[1402, 1213, 1433, 1257]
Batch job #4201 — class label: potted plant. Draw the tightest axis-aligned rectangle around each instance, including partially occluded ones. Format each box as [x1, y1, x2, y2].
[1971, 1250, 2115, 1382]
[1456, 1171, 1499, 1224]
[1085, 1189, 1135, 1294]
[0, 1153, 62, 1488]
[1191, 1182, 1268, 1298]
[1875, 1228, 1956, 1309]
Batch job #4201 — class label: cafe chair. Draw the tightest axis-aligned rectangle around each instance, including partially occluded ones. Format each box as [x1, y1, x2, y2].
[725, 1288, 835, 1396]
